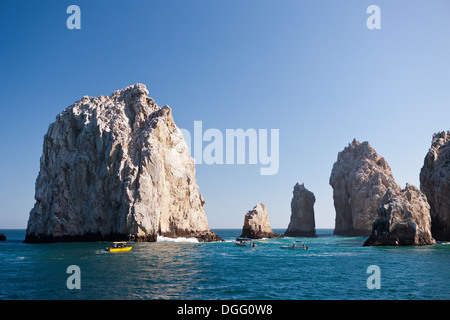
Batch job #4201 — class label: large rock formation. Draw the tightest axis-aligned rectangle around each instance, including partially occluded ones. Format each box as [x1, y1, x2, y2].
[25, 84, 222, 243]
[284, 183, 316, 237]
[363, 184, 436, 246]
[239, 203, 282, 239]
[420, 131, 450, 241]
[330, 139, 401, 236]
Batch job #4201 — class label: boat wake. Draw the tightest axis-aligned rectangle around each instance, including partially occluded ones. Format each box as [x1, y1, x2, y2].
[156, 235, 199, 243]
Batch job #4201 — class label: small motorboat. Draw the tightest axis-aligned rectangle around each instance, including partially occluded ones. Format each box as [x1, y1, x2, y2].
[279, 240, 308, 250]
[233, 237, 256, 247]
[105, 241, 132, 252]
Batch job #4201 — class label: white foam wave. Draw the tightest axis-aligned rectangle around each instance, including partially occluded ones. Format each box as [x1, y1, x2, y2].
[156, 235, 199, 243]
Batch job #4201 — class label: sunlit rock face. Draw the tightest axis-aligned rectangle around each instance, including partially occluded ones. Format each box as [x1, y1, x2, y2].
[25, 84, 221, 243]
[330, 139, 401, 236]
[240, 203, 282, 239]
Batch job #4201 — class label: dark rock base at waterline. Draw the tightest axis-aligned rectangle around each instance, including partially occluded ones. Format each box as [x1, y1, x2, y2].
[284, 230, 317, 237]
[333, 228, 372, 237]
[24, 232, 135, 243]
[240, 229, 283, 240]
[24, 230, 223, 243]
[431, 220, 450, 242]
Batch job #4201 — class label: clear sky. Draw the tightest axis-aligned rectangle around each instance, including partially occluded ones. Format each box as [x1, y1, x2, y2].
[0, 0, 449, 229]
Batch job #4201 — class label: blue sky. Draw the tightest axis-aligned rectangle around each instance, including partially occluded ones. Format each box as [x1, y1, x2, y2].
[0, 0, 449, 229]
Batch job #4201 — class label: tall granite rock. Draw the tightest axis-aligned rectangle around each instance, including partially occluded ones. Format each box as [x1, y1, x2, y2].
[363, 184, 436, 246]
[25, 84, 221, 243]
[284, 183, 316, 237]
[330, 139, 401, 236]
[420, 131, 450, 241]
[240, 203, 282, 239]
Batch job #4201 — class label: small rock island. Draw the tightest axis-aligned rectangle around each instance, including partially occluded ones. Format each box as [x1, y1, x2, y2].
[284, 183, 316, 237]
[239, 203, 282, 239]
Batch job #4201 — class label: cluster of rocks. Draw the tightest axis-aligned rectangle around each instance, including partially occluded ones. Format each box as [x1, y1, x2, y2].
[331, 133, 449, 246]
[23, 84, 448, 246]
[239, 183, 316, 240]
[240, 132, 448, 246]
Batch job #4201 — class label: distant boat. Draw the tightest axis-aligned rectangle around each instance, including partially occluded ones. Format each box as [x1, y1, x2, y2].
[105, 242, 132, 252]
[279, 240, 308, 250]
[233, 237, 256, 247]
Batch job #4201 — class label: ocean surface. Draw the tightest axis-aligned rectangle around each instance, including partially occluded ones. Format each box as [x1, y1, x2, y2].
[0, 229, 449, 300]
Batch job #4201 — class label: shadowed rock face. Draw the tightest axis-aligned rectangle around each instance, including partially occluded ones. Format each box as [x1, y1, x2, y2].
[420, 131, 450, 241]
[363, 184, 436, 246]
[240, 203, 282, 239]
[330, 139, 401, 236]
[25, 84, 221, 243]
[284, 183, 316, 237]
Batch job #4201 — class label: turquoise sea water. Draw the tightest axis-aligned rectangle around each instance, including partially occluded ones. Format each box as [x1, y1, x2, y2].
[0, 229, 449, 300]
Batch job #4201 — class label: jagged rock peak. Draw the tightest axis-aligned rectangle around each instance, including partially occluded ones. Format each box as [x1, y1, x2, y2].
[284, 182, 316, 237]
[420, 130, 450, 241]
[330, 139, 401, 236]
[25, 84, 222, 243]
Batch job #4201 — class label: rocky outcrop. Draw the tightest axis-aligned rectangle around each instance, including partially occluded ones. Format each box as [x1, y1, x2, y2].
[420, 131, 450, 241]
[240, 203, 282, 239]
[0, 233, 6, 241]
[330, 139, 401, 236]
[284, 183, 316, 237]
[25, 84, 222, 243]
[363, 184, 436, 246]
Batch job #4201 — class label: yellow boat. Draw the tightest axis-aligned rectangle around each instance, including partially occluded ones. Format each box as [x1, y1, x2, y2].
[105, 242, 132, 252]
